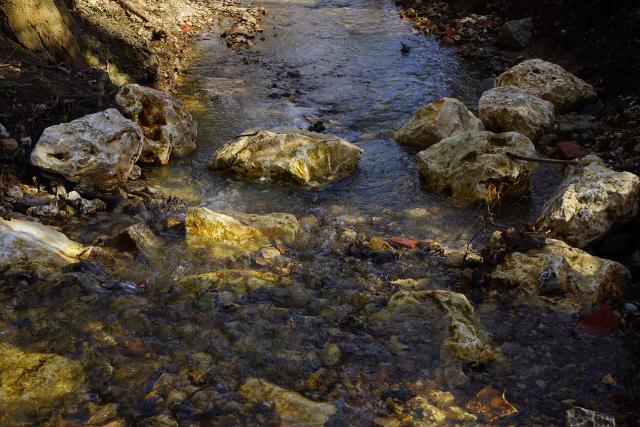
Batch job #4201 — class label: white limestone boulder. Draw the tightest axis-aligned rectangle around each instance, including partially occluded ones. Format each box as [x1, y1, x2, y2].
[537, 156, 640, 247]
[496, 59, 597, 113]
[209, 127, 362, 186]
[416, 131, 537, 205]
[395, 97, 484, 147]
[30, 109, 143, 191]
[116, 84, 197, 165]
[479, 85, 555, 141]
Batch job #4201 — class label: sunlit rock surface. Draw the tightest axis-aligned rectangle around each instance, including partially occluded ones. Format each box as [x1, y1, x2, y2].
[416, 131, 537, 205]
[240, 378, 336, 426]
[394, 97, 483, 147]
[490, 238, 631, 308]
[185, 207, 299, 256]
[208, 127, 363, 186]
[479, 85, 555, 140]
[0, 217, 87, 278]
[537, 156, 640, 248]
[496, 59, 597, 113]
[116, 84, 197, 165]
[370, 290, 500, 363]
[0, 343, 84, 413]
[376, 388, 477, 425]
[30, 109, 144, 191]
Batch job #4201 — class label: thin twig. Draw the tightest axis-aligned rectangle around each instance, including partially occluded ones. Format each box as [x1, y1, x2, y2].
[506, 152, 579, 165]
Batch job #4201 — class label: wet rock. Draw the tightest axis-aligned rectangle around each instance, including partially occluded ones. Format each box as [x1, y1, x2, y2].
[370, 290, 500, 363]
[465, 386, 518, 422]
[496, 18, 533, 50]
[537, 156, 640, 247]
[394, 97, 483, 148]
[489, 237, 631, 308]
[0, 217, 88, 278]
[566, 407, 616, 427]
[415, 131, 537, 205]
[479, 85, 555, 141]
[209, 127, 362, 186]
[30, 109, 144, 192]
[320, 342, 341, 366]
[66, 191, 107, 215]
[409, 388, 477, 424]
[86, 403, 119, 425]
[185, 207, 299, 257]
[240, 378, 336, 426]
[179, 269, 291, 295]
[116, 84, 197, 165]
[118, 222, 164, 260]
[496, 59, 597, 113]
[0, 343, 84, 413]
[0, 122, 9, 138]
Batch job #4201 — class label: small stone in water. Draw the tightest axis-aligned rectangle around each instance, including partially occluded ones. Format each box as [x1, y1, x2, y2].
[388, 236, 417, 249]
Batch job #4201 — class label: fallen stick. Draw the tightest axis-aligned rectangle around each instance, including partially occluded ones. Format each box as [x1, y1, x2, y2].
[113, 0, 151, 23]
[506, 152, 579, 165]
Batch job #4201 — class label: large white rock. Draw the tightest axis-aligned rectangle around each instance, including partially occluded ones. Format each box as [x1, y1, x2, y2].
[394, 97, 484, 147]
[490, 237, 631, 308]
[416, 131, 537, 205]
[30, 109, 143, 191]
[209, 128, 362, 186]
[116, 84, 197, 165]
[537, 156, 640, 247]
[185, 207, 299, 257]
[496, 59, 596, 113]
[0, 217, 87, 278]
[479, 85, 555, 141]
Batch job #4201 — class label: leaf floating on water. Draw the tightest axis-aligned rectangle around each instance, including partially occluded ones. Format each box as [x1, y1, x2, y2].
[465, 386, 518, 422]
[575, 305, 620, 336]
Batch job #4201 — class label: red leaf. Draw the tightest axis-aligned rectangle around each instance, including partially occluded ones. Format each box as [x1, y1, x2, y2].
[576, 305, 619, 336]
[388, 237, 418, 249]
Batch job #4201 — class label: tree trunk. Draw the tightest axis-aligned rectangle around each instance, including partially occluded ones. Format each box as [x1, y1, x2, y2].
[0, 0, 85, 67]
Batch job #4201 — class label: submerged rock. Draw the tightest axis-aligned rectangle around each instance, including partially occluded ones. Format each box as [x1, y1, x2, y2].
[0, 217, 87, 278]
[209, 127, 362, 186]
[394, 97, 483, 147]
[116, 84, 197, 165]
[240, 378, 336, 426]
[537, 156, 640, 248]
[496, 18, 533, 50]
[566, 407, 616, 427]
[0, 343, 84, 413]
[496, 59, 597, 113]
[415, 131, 537, 205]
[185, 207, 299, 257]
[179, 269, 291, 295]
[30, 109, 144, 192]
[370, 290, 500, 363]
[489, 237, 631, 308]
[479, 85, 555, 141]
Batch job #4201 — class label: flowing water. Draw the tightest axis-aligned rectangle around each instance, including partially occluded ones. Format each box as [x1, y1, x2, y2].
[1, 0, 637, 425]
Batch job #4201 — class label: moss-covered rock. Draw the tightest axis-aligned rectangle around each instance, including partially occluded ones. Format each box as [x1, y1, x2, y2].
[0, 343, 84, 414]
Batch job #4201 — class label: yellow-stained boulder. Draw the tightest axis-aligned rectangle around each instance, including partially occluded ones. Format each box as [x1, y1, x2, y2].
[185, 207, 299, 257]
[416, 131, 537, 205]
[209, 128, 363, 186]
[490, 238, 631, 308]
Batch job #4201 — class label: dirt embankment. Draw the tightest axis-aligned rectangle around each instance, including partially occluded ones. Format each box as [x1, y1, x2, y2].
[450, 0, 640, 97]
[0, 0, 261, 151]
